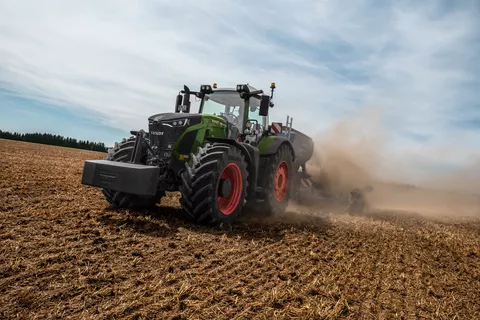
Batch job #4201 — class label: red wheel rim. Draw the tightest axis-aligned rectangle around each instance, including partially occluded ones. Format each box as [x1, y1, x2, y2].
[217, 163, 243, 215]
[274, 161, 288, 202]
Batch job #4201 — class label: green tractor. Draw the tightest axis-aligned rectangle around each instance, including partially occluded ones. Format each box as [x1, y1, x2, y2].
[81, 83, 310, 224]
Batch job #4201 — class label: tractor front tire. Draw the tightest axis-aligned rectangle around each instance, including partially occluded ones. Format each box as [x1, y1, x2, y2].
[179, 143, 248, 225]
[260, 144, 294, 216]
[101, 136, 165, 209]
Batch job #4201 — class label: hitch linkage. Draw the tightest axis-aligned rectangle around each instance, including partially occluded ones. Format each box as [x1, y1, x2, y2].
[130, 129, 147, 164]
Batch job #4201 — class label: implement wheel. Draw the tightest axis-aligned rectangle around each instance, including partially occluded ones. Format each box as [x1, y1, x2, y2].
[179, 143, 248, 225]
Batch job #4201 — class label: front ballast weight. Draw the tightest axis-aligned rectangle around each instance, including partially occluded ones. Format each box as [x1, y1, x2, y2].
[82, 132, 165, 209]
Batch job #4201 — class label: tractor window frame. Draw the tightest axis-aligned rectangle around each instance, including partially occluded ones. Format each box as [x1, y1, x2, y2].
[199, 90, 246, 131]
[245, 96, 267, 132]
[199, 90, 268, 134]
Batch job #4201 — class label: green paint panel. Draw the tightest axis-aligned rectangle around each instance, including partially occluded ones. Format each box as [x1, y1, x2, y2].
[173, 114, 228, 161]
[257, 135, 275, 154]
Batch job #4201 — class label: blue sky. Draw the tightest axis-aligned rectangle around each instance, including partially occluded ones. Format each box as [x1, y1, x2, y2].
[0, 0, 479, 183]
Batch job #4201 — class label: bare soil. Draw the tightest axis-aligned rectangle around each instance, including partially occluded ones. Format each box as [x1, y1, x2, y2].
[0, 139, 479, 319]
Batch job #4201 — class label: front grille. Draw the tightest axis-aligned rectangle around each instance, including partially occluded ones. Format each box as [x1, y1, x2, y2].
[148, 121, 164, 146]
[148, 121, 186, 158]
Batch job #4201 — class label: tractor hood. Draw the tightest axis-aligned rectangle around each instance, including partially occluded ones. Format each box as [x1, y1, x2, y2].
[148, 112, 202, 123]
[147, 112, 203, 162]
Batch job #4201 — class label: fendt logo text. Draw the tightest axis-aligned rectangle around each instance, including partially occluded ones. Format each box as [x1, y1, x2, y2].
[150, 131, 164, 135]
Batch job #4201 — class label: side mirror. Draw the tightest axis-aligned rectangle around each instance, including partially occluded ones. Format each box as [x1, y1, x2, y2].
[182, 85, 191, 113]
[259, 95, 270, 116]
[175, 94, 182, 113]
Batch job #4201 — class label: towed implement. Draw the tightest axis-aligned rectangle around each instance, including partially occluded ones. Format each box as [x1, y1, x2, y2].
[81, 83, 363, 225]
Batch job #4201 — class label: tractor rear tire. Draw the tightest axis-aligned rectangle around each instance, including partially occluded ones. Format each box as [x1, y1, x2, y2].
[101, 136, 165, 209]
[179, 143, 248, 225]
[260, 144, 294, 216]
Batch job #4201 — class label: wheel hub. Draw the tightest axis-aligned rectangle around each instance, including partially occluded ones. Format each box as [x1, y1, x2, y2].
[218, 178, 232, 197]
[274, 161, 288, 202]
[217, 162, 243, 215]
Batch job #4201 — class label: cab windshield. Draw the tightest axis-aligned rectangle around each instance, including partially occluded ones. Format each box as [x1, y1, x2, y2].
[201, 91, 245, 129]
[200, 89, 265, 131]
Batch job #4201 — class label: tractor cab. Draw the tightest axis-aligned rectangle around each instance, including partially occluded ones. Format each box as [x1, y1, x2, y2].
[200, 86, 268, 144]
[174, 83, 275, 146]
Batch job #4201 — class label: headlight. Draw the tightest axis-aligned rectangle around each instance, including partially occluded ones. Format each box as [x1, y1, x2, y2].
[162, 119, 189, 127]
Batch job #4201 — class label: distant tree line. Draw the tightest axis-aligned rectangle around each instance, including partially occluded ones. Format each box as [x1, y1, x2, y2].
[0, 130, 107, 152]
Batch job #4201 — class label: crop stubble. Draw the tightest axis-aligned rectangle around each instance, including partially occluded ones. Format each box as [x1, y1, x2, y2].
[0, 139, 479, 319]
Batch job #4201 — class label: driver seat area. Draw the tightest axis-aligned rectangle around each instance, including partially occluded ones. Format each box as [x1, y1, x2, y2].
[226, 121, 240, 140]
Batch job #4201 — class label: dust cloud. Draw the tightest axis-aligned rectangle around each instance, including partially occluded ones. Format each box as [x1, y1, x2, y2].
[303, 107, 480, 219]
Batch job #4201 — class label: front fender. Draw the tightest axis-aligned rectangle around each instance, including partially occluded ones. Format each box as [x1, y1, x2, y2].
[204, 137, 259, 200]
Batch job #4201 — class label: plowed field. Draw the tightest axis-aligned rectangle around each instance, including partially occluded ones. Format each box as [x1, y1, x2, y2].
[1, 139, 479, 319]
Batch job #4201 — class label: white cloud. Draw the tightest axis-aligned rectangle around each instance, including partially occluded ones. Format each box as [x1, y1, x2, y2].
[0, 0, 479, 182]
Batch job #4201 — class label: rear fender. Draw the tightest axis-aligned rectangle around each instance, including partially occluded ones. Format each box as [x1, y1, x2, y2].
[259, 136, 295, 161]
